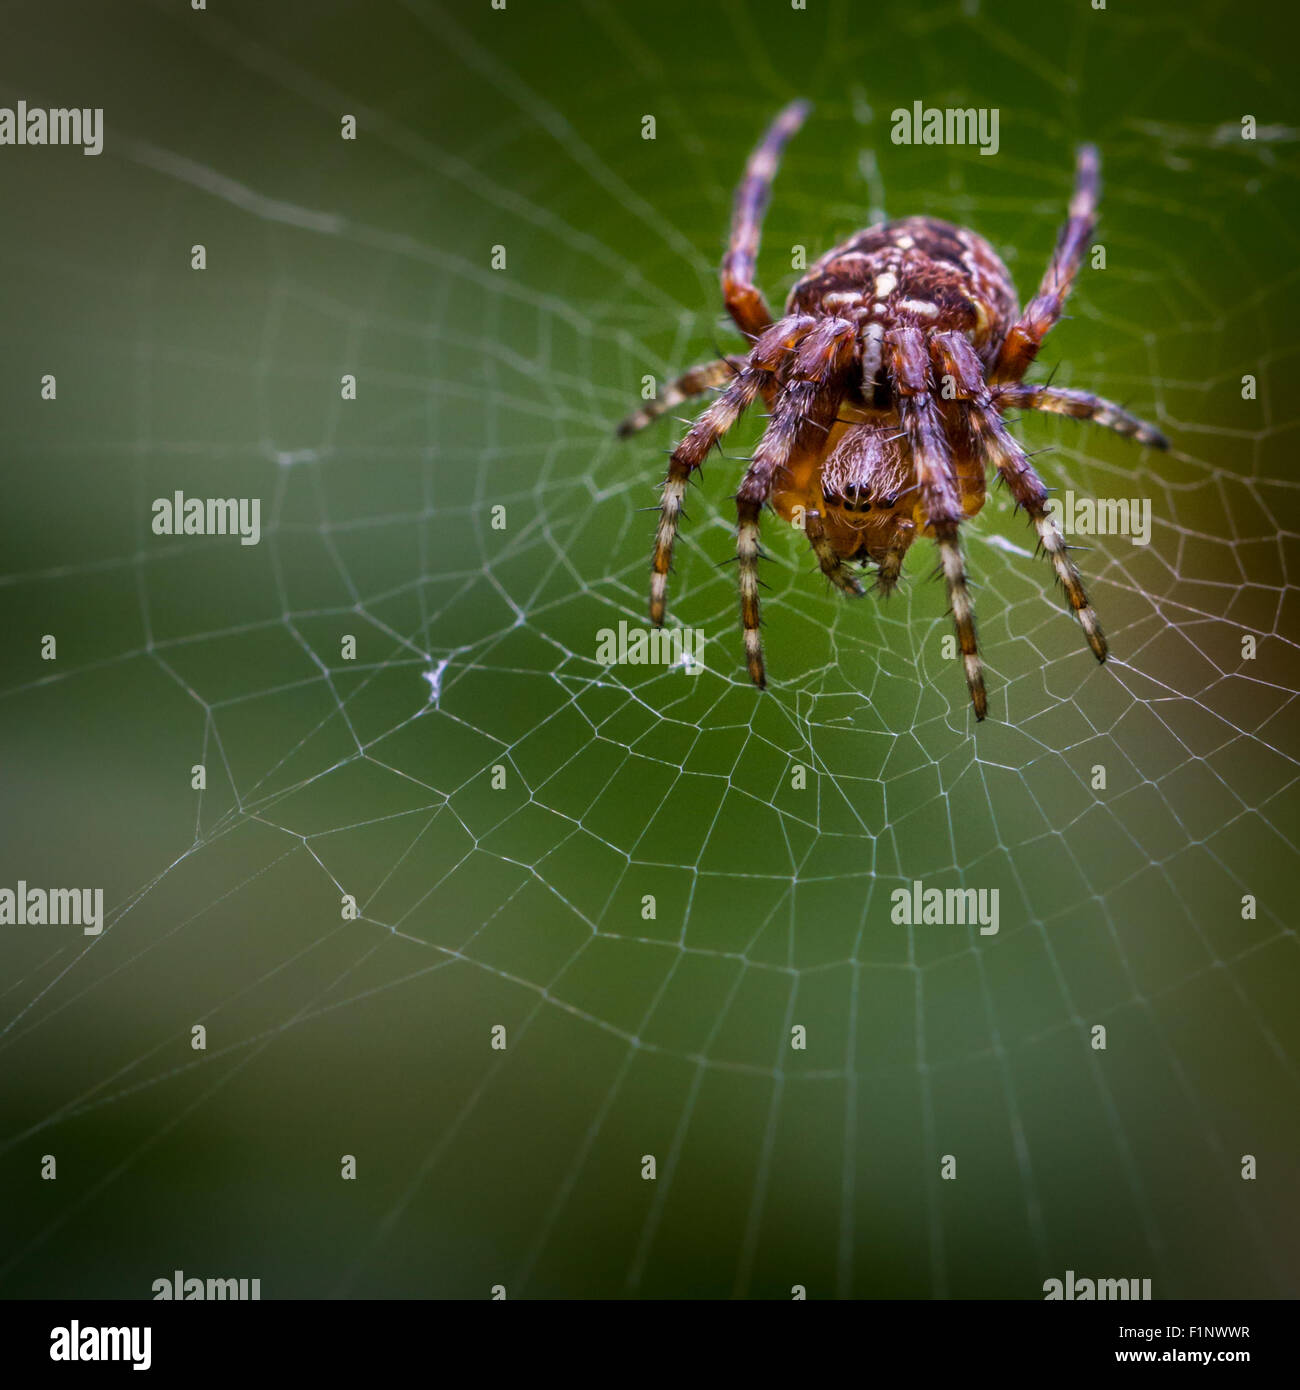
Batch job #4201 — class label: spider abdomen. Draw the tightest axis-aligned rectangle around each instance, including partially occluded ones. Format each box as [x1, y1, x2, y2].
[786, 216, 1018, 357]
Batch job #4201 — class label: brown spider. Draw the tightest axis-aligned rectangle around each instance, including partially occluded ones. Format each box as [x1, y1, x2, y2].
[617, 101, 1169, 720]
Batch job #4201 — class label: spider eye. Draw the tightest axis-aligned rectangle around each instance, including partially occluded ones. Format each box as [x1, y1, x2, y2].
[828, 487, 873, 512]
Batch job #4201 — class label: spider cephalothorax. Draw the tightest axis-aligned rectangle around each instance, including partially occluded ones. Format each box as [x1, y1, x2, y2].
[617, 101, 1168, 720]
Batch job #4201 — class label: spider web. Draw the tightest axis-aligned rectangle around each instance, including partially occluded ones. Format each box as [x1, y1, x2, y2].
[1, 0, 1298, 1299]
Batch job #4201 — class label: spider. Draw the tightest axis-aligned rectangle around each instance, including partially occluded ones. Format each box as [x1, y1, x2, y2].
[616, 100, 1168, 720]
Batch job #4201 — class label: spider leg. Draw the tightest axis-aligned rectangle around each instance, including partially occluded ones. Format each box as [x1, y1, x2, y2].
[650, 316, 816, 627]
[616, 356, 746, 438]
[889, 326, 986, 719]
[736, 318, 856, 686]
[651, 365, 766, 626]
[986, 412, 1108, 661]
[934, 329, 1108, 665]
[805, 509, 865, 597]
[871, 524, 915, 596]
[990, 382, 1168, 450]
[992, 144, 1100, 383]
[975, 406, 1107, 660]
[722, 99, 812, 340]
[735, 490, 768, 687]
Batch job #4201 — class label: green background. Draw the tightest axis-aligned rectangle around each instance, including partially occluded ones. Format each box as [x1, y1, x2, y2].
[1, 0, 1297, 1298]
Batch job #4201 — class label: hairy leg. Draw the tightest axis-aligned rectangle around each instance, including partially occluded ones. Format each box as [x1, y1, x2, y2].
[991, 382, 1168, 450]
[650, 365, 766, 626]
[650, 317, 814, 626]
[722, 100, 812, 340]
[804, 509, 865, 597]
[871, 530, 913, 596]
[935, 328, 1108, 665]
[736, 318, 855, 686]
[889, 326, 987, 718]
[616, 356, 745, 438]
[973, 403, 1108, 662]
[993, 144, 1100, 383]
